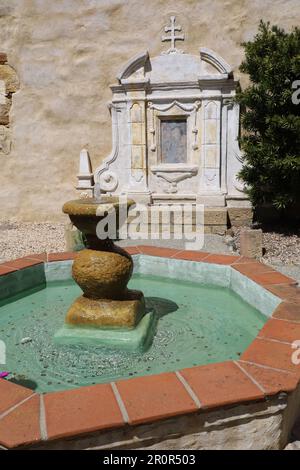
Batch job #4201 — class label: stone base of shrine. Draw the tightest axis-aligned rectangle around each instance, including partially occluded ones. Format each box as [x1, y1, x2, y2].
[126, 205, 253, 236]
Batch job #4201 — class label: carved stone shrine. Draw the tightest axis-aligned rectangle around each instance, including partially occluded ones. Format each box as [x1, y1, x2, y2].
[78, 16, 252, 231]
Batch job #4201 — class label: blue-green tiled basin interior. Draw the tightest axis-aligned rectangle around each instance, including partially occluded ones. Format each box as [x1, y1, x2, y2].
[0, 255, 280, 393]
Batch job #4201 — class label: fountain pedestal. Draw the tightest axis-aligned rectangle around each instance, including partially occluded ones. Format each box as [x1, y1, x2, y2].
[66, 288, 145, 328]
[62, 198, 145, 330]
[66, 248, 145, 328]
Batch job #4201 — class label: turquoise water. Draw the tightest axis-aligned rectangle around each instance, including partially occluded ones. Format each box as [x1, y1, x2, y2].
[0, 274, 266, 393]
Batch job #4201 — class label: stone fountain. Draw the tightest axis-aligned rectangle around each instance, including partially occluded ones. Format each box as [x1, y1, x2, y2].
[55, 196, 153, 351]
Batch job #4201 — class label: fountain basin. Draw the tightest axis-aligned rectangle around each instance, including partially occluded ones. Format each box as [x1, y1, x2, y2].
[0, 247, 300, 450]
[62, 197, 132, 241]
[0, 251, 273, 393]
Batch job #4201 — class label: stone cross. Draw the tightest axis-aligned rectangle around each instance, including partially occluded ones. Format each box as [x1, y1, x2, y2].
[162, 16, 184, 54]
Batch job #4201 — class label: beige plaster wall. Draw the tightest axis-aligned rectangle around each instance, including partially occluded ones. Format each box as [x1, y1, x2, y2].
[0, 0, 299, 221]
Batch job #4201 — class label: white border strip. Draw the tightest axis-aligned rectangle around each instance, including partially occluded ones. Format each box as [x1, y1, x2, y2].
[176, 371, 201, 408]
[111, 382, 129, 423]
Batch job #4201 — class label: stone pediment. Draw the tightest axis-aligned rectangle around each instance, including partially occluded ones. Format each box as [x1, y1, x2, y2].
[116, 47, 232, 87]
[116, 51, 150, 84]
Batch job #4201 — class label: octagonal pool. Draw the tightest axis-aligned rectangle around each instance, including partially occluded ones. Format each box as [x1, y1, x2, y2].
[0, 253, 280, 393]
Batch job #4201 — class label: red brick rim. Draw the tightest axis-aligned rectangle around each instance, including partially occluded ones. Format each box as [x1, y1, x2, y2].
[0, 246, 300, 448]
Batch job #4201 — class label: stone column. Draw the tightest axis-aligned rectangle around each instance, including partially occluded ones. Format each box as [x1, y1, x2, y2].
[127, 99, 152, 203]
[197, 99, 224, 206]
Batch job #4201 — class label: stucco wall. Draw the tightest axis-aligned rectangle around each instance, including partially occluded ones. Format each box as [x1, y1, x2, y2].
[0, 0, 299, 221]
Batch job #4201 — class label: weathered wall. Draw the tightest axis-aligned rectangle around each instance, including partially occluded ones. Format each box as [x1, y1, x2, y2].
[0, 0, 299, 221]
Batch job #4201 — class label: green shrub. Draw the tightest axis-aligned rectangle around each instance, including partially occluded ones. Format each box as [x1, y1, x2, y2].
[237, 21, 300, 211]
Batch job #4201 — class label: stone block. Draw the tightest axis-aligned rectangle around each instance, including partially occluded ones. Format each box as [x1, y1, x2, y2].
[240, 229, 263, 259]
[211, 225, 227, 235]
[65, 290, 145, 328]
[204, 208, 227, 225]
[0, 126, 11, 155]
[203, 225, 212, 234]
[0, 64, 19, 94]
[127, 207, 228, 236]
[0, 53, 7, 64]
[202, 225, 226, 235]
[197, 194, 226, 206]
[128, 223, 189, 235]
[0, 80, 5, 105]
[228, 207, 253, 227]
[0, 98, 11, 125]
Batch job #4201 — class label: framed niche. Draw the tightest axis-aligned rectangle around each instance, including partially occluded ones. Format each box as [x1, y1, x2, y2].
[148, 101, 200, 193]
[159, 117, 187, 164]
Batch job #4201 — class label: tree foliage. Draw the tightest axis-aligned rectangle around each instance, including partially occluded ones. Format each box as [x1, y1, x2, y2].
[237, 21, 300, 211]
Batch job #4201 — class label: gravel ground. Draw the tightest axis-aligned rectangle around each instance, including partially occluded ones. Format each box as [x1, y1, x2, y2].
[0, 221, 232, 263]
[263, 230, 300, 265]
[0, 221, 65, 263]
[1, 221, 300, 266]
[1, 220, 300, 267]
[231, 226, 300, 283]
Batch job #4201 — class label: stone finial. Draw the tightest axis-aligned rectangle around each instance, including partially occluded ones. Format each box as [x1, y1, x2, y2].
[161, 16, 185, 54]
[76, 148, 94, 196]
